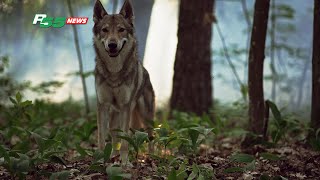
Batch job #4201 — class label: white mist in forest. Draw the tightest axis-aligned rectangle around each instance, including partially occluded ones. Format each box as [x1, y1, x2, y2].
[143, 0, 179, 106]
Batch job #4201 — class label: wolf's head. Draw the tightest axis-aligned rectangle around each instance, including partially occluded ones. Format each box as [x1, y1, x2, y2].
[93, 0, 135, 59]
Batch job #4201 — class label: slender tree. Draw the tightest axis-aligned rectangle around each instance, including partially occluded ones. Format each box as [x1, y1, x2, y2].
[243, 0, 270, 146]
[170, 0, 214, 116]
[309, 0, 320, 142]
[67, 0, 90, 114]
[132, 0, 154, 61]
[240, 0, 251, 83]
[270, 0, 277, 102]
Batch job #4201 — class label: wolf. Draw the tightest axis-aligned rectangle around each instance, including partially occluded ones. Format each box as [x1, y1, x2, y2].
[93, 0, 155, 163]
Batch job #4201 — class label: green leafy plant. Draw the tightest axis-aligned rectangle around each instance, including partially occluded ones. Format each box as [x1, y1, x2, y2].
[154, 126, 178, 159]
[167, 163, 215, 180]
[106, 165, 131, 180]
[176, 126, 214, 155]
[74, 120, 96, 141]
[259, 174, 288, 180]
[0, 148, 31, 179]
[89, 143, 113, 173]
[308, 128, 320, 151]
[118, 129, 149, 159]
[225, 152, 281, 174]
[266, 100, 288, 144]
[49, 171, 70, 180]
[224, 153, 255, 173]
[260, 152, 281, 161]
[0, 92, 96, 178]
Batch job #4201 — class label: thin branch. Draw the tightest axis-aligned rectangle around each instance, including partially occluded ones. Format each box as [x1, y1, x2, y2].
[241, 0, 251, 28]
[270, 0, 277, 102]
[215, 23, 243, 90]
[276, 49, 287, 74]
[240, 0, 251, 83]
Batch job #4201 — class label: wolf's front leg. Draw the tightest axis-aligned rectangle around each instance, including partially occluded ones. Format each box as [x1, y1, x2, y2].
[120, 109, 131, 164]
[111, 107, 131, 164]
[97, 104, 110, 150]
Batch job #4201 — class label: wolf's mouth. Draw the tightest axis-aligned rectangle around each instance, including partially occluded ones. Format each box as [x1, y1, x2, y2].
[106, 41, 126, 58]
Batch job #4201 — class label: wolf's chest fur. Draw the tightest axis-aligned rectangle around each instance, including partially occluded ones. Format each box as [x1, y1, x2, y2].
[95, 61, 144, 110]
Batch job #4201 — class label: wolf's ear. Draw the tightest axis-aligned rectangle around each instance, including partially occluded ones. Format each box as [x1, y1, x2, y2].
[120, 0, 134, 24]
[93, 0, 107, 23]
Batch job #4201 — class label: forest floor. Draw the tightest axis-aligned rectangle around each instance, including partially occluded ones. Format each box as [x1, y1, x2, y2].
[1, 97, 319, 179]
[1, 137, 319, 179]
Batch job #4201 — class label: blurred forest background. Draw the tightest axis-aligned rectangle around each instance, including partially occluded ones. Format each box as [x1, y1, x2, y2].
[1, 0, 320, 179]
[0, 0, 314, 115]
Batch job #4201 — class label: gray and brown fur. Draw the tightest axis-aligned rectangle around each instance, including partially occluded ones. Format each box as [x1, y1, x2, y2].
[93, 0, 155, 163]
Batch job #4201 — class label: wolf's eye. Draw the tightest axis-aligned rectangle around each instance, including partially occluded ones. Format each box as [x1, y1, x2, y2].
[102, 28, 108, 32]
[118, 28, 125, 32]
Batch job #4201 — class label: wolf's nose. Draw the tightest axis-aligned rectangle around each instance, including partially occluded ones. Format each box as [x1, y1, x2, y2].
[108, 43, 117, 49]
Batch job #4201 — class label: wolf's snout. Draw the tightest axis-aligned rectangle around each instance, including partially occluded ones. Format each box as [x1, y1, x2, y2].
[108, 42, 118, 50]
[106, 40, 120, 57]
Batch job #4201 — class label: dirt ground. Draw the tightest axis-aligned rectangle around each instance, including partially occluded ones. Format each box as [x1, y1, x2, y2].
[1, 138, 319, 179]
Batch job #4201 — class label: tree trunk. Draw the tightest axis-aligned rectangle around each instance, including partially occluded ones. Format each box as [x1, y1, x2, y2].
[309, 0, 320, 141]
[243, 0, 270, 146]
[132, 0, 154, 62]
[170, 0, 214, 116]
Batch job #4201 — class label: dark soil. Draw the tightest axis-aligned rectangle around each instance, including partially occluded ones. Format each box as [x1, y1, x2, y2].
[1, 138, 319, 179]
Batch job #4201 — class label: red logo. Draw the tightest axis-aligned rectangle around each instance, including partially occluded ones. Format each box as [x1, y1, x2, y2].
[66, 17, 88, 25]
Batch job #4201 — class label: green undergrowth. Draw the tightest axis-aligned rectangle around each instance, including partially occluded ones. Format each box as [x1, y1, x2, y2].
[0, 93, 317, 179]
